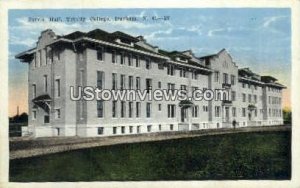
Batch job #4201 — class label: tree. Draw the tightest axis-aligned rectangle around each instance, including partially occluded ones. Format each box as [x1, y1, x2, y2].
[283, 109, 292, 125]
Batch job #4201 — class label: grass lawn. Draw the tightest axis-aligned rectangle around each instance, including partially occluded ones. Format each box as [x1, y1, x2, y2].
[9, 131, 291, 181]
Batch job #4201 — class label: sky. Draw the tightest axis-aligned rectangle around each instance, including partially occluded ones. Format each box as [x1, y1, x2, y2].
[9, 8, 291, 116]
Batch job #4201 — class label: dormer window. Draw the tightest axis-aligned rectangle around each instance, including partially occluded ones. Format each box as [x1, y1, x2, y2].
[115, 38, 134, 47]
[176, 57, 188, 63]
[205, 59, 210, 66]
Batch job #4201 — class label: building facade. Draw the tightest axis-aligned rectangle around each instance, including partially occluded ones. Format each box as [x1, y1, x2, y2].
[16, 29, 286, 137]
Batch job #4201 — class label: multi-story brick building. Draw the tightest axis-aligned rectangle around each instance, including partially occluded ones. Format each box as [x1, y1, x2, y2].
[16, 29, 286, 137]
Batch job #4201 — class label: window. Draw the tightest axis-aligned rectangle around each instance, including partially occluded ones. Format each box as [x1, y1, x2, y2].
[248, 94, 252, 103]
[45, 49, 49, 65]
[97, 100, 104, 118]
[97, 47, 104, 61]
[129, 102, 133, 118]
[146, 103, 151, 118]
[146, 78, 152, 93]
[158, 63, 164, 70]
[242, 108, 246, 117]
[215, 106, 220, 117]
[98, 127, 104, 135]
[279, 97, 282, 104]
[128, 54, 132, 66]
[113, 127, 117, 134]
[79, 101, 84, 119]
[112, 50, 116, 63]
[80, 70, 84, 86]
[32, 84, 36, 98]
[158, 82, 161, 89]
[121, 101, 126, 118]
[97, 71, 104, 89]
[158, 104, 162, 111]
[120, 74, 126, 90]
[44, 75, 48, 92]
[121, 126, 125, 134]
[44, 114, 50, 123]
[147, 125, 152, 132]
[242, 93, 246, 102]
[192, 87, 198, 92]
[254, 95, 257, 103]
[167, 104, 176, 118]
[136, 77, 141, 90]
[231, 75, 235, 85]
[137, 126, 140, 133]
[214, 71, 219, 82]
[55, 109, 61, 119]
[134, 56, 140, 67]
[32, 110, 36, 120]
[232, 107, 236, 117]
[120, 53, 124, 65]
[167, 65, 174, 76]
[129, 126, 133, 133]
[112, 73, 117, 90]
[192, 105, 199, 118]
[231, 91, 236, 101]
[180, 68, 187, 77]
[128, 76, 133, 90]
[34, 53, 37, 68]
[192, 71, 198, 80]
[112, 100, 117, 118]
[168, 83, 175, 94]
[55, 79, 60, 97]
[180, 85, 187, 91]
[170, 124, 174, 131]
[223, 73, 228, 84]
[159, 124, 162, 131]
[136, 102, 140, 117]
[56, 50, 60, 61]
[146, 59, 151, 69]
[39, 50, 42, 67]
[78, 52, 83, 61]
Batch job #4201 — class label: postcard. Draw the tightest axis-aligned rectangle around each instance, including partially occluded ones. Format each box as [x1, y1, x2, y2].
[0, 0, 299, 188]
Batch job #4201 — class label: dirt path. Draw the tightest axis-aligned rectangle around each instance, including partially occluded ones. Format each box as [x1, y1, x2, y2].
[9, 125, 290, 160]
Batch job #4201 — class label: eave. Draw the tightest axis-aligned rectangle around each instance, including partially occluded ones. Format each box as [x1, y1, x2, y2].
[74, 37, 169, 60]
[239, 77, 264, 85]
[167, 60, 213, 74]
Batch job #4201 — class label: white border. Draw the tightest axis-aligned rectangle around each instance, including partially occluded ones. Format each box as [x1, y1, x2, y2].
[0, 0, 299, 188]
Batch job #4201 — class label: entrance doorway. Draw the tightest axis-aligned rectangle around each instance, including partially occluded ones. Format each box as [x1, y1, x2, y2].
[225, 107, 229, 122]
[181, 108, 187, 122]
